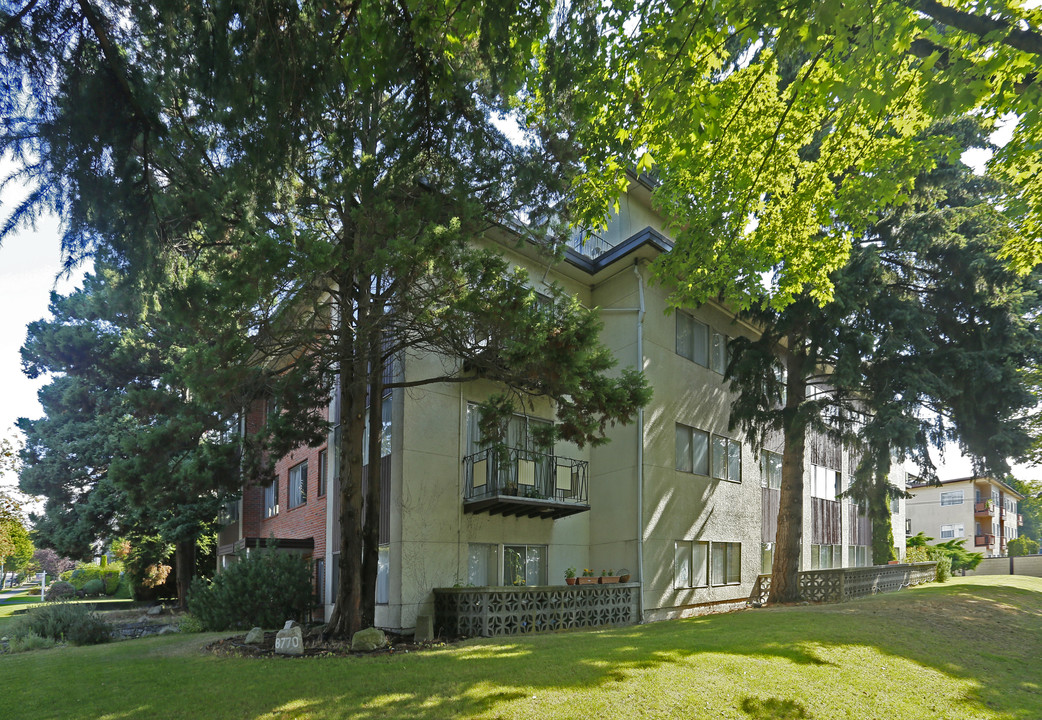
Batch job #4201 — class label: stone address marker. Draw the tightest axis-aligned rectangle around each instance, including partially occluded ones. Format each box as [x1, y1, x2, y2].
[275, 620, 304, 656]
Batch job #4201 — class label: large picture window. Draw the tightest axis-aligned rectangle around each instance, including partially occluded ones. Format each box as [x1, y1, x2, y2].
[676, 424, 740, 482]
[760, 451, 782, 489]
[503, 545, 546, 586]
[940, 490, 964, 506]
[288, 460, 307, 509]
[810, 465, 841, 501]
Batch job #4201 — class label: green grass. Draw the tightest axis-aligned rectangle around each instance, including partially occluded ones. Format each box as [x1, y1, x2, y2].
[2, 576, 1041, 719]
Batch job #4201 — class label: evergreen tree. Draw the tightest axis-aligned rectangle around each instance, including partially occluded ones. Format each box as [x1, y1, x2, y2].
[727, 119, 1042, 602]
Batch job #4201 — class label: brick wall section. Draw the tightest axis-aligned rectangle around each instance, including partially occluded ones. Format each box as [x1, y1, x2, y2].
[239, 400, 330, 561]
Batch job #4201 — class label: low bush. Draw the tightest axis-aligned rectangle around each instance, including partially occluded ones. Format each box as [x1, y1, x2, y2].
[177, 613, 205, 634]
[935, 555, 953, 583]
[6, 632, 57, 653]
[188, 548, 313, 631]
[82, 578, 105, 596]
[45, 581, 76, 602]
[7, 602, 111, 646]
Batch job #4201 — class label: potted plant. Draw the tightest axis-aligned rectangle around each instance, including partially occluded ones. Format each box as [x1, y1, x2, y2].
[565, 567, 577, 586]
[577, 568, 597, 585]
[617, 568, 631, 582]
[600, 569, 620, 584]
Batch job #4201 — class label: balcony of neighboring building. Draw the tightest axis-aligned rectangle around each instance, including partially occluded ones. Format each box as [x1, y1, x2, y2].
[1019, 513, 1025, 526]
[462, 446, 589, 520]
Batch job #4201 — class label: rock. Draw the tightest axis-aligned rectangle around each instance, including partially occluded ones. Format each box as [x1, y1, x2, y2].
[244, 627, 265, 645]
[283, 620, 299, 630]
[158, 625, 178, 635]
[146, 605, 164, 616]
[275, 624, 304, 656]
[351, 627, 387, 652]
[136, 615, 152, 624]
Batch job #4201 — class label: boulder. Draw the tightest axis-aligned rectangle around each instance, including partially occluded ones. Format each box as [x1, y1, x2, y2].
[158, 625, 178, 635]
[275, 624, 304, 656]
[244, 627, 265, 645]
[351, 627, 388, 652]
[146, 605, 164, 616]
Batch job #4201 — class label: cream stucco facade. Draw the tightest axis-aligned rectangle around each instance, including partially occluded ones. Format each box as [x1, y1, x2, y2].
[317, 179, 909, 631]
[905, 477, 1022, 558]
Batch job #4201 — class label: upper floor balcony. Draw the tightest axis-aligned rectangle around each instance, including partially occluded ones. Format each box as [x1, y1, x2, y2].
[462, 447, 589, 520]
[974, 501, 996, 517]
[1019, 513, 1025, 526]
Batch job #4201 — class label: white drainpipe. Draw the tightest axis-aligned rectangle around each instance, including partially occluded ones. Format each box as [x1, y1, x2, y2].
[633, 262, 646, 621]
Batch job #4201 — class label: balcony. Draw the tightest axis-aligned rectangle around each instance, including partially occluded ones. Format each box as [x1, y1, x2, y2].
[975, 534, 995, 548]
[462, 447, 589, 520]
[974, 501, 996, 517]
[1019, 513, 1025, 527]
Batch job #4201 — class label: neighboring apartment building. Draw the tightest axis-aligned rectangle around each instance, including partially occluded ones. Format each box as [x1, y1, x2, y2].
[905, 476, 1023, 557]
[218, 177, 908, 631]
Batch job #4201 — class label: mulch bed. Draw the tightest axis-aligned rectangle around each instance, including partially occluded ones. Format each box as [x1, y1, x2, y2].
[205, 629, 449, 659]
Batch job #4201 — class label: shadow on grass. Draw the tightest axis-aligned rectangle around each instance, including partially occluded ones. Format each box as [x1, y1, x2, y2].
[1, 577, 1040, 720]
[741, 697, 813, 719]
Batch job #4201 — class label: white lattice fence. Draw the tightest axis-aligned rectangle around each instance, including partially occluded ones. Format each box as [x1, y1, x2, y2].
[434, 583, 640, 637]
[751, 562, 937, 605]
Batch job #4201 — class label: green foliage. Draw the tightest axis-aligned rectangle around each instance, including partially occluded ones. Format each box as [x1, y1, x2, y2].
[81, 578, 105, 596]
[44, 581, 76, 602]
[124, 536, 174, 601]
[187, 548, 313, 631]
[7, 601, 110, 646]
[5, 632, 57, 654]
[66, 561, 123, 594]
[906, 533, 982, 576]
[1007, 536, 1039, 557]
[935, 555, 953, 583]
[177, 613, 205, 634]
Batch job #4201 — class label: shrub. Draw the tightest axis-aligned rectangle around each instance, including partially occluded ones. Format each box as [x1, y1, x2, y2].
[65, 561, 123, 594]
[178, 613, 205, 634]
[82, 578, 105, 596]
[45, 581, 76, 602]
[188, 548, 313, 631]
[6, 632, 57, 654]
[7, 602, 111, 646]
[934, 555, 952, 583]
[904, 545, 930, 564]
[1008, 536, 1039, 557]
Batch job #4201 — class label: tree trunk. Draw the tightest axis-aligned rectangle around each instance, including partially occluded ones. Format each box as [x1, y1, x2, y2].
[360, 335, 384, 629]
[870, 482, 897, 564]
[174, 539, 195, 610]
[768, 342, 808, 604]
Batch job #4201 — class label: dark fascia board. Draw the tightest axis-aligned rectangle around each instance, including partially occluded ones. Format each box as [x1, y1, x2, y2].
[907, 475, 1024, 500]
[563, 225, 673, 275]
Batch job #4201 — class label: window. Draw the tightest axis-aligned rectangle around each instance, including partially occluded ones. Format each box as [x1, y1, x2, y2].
[674, 540, 709, 588]
[891, 496, 900, 514]
[675, 424, 709, 475]
[503, 545, 546, 586]
[848, 546, 868, 568]
[761, 542, 774, 574]
[811, 465, 840, 501]
[710, 331, 728, 374]
[264, 479, 279, 518]
[760, 451, 782, 489]
[288, 460, 307, 509]
[940, 490, 964, 506]
[810, 544, 842, 569]
[467, 543, 499, 586]
[676, 425, 739, 481]
[318, 449, 328, 497]
[676, 313, 709, 366]
[711, 542, 741, 585]
[376, 546, 389, 604]
[362, 394, 394, 465]
[940, 524, 964, 539]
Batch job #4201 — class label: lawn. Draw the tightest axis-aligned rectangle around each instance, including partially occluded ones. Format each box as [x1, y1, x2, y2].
[1, 575, 1040, 720]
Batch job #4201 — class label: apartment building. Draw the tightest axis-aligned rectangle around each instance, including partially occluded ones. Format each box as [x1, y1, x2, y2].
[905, 476, 1023, 557]
[217, 177, 907, 631]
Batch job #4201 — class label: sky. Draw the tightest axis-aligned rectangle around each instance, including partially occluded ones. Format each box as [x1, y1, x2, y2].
[2, 123, 1042, 503]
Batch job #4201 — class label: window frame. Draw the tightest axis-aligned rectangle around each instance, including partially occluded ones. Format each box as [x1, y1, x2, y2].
[674, 540, 710, 589]
[675, 423, 741, 483]
[676, 313, 709, 367]
[710, 541, 742, 586]
[940, 490, 965, 506]
[317, 449, 328, 498]
[263, 478, 279, 519]
[288, 460, 308, 509]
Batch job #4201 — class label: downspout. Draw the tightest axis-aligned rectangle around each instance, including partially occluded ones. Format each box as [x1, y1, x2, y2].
[633, 261, 646, 621]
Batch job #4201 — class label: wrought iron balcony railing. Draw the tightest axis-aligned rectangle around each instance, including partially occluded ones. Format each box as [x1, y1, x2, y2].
[462, 447, 589, 520]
